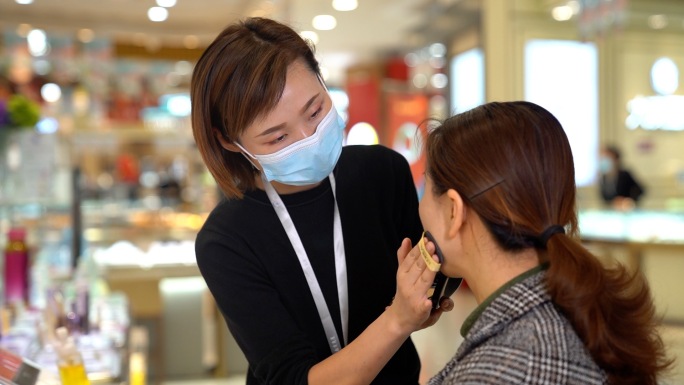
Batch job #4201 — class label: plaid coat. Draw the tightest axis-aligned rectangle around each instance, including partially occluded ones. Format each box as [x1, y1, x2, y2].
[429, 270, 607, 385]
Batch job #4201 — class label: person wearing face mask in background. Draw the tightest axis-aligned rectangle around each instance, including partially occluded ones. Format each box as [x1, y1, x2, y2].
[190, 17, 453, 385]
[419, 102, 671, 384]
[598, 144, 644, 210]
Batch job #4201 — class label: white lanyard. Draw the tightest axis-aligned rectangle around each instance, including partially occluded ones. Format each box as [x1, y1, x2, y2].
[262, 173, 348, 353]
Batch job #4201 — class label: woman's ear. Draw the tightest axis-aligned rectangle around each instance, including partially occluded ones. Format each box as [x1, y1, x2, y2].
[446, 188, 466, 238]
[214, 128, 241, 152]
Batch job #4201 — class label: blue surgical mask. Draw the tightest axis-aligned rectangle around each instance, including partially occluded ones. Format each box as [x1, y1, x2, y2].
[599, 157, 613, 174]
[237, 101, 345, 186]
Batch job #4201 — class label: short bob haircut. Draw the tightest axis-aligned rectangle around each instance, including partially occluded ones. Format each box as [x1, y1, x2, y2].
[191, 17, 322, 199]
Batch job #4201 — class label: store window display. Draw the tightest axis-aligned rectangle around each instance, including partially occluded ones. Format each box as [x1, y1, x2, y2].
[190, 17, 454, 385]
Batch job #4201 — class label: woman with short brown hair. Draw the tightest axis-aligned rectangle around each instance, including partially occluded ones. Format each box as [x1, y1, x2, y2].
[191, 17, 451, 385]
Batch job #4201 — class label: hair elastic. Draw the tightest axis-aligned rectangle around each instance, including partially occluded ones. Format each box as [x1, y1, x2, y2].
[537, 225, 565, 248]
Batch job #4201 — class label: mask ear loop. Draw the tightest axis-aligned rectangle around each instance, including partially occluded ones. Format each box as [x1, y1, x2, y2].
[233, 141, 261, 170]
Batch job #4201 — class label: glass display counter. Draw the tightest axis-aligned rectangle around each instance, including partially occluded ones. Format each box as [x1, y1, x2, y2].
[579, 209, 684, 322]
[579, 209, 684, 244]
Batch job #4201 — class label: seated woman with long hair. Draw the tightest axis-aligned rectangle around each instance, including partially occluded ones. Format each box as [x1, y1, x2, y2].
[419, 101, 672, 385]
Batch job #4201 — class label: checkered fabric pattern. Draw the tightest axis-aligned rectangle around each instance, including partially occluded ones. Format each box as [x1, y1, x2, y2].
[428, 271, 607, 385]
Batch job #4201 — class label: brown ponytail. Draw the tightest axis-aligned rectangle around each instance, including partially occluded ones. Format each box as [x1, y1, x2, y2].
[425, 101, 673, 384]
[545, 234, 672, 385]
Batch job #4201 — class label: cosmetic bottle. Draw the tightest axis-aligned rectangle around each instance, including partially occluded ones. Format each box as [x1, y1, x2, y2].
[54, 327, 90, 385]
[3, 227, 29, 307]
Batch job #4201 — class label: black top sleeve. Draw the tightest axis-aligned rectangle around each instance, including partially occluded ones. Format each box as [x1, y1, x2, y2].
[619, 170, 644, 202]
[600, 169, 645, 203]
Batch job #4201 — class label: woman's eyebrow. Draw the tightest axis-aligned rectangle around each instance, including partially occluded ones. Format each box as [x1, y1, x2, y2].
[256, 93, 321, 138]
[299, 93, 320, 114]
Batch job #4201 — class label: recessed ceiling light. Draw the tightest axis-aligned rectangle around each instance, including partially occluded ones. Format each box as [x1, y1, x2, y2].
[312, 15, 337, 31]
[15, 0, 34, 5]
[332, 0, 357, 11]
[552, 5, 573, 21]
[148, 6, 169, 22]
[156, 0, 177, 7]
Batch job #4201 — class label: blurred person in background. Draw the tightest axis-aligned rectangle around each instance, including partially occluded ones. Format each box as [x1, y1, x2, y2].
[420, 101, 671, 385]
[599, 144, 644, 210]
[190, 17, 452, 385]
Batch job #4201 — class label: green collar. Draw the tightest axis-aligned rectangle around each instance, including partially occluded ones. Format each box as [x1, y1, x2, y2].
[460, 263, 548, 337]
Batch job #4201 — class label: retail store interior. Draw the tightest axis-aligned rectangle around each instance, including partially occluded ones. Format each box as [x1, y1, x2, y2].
[1, 0, 684, 384]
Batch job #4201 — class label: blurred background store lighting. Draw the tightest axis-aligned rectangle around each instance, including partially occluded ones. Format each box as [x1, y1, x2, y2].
[332, 0, 358, 12]
[156, 0, 177, 7]
[312, 14, 337, 30]
[147, 7, 169, 22]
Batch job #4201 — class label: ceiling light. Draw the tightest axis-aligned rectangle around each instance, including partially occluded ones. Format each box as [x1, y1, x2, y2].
[300, 30, 319, 45]
[332, 0, 357, 11]
[156, 0, 177, 7]
[15, 0, 33, 4]
[312, 15, 337, 31]
[148, 6, 169, 22]
[552, 5, 573, 21]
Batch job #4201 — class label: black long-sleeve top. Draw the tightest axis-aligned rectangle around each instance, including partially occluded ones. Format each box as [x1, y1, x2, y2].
[196, 145, 424, 384]
[600, 169, 644, 204]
